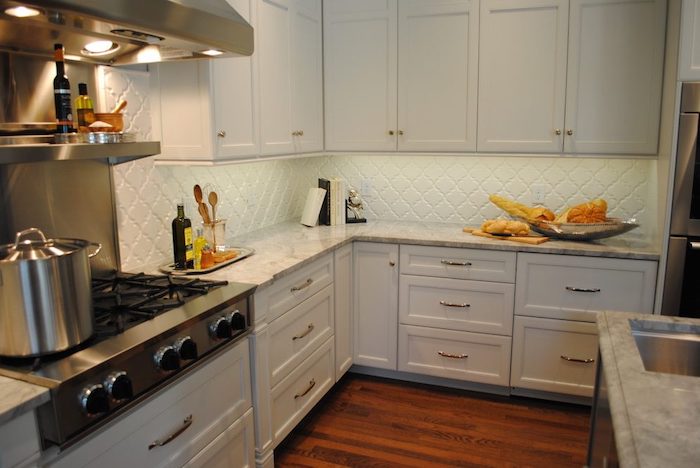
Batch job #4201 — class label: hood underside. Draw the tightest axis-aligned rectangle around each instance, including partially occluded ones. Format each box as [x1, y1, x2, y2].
[0, 0, 253, 65]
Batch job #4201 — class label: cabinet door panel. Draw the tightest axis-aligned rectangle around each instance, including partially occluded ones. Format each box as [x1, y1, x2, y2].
[564, 0, 665, 154]
[680, 0, 700, 81]
[324, 0, 398, 151]
[398, 0, 478, 152]
[478, 0, 568, 153]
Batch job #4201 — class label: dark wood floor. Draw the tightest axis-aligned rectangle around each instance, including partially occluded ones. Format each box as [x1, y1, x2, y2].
[275, 373, 591, 467]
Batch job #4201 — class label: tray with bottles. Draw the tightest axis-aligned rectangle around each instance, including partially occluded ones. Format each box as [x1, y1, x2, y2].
[159, 247, 255, 275]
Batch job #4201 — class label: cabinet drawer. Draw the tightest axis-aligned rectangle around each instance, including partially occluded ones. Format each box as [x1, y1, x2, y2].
[511, 316, 598, 397]
[399, 275, 514, 336]
[48, 340, 251, 468]
[515, 253, 657, 322]
[183, 408, 255, 468]
[260, 254, 333, 323]
[271, 337, 334, 446]
[400, 245, 516, 283]
[268, 284, 334, 387]
[398, 325, 512, 386]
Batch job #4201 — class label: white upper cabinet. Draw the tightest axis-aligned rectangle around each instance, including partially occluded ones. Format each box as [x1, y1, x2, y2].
[679, 0, 700, 82]
[324, 0, 479, 152]
[259, 0, 323, 155]
[478, 0, 665, 155]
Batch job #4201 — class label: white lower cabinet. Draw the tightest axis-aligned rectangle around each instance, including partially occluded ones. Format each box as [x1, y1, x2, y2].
[511, 316, 598, 397]
[183, 409, 255, 468]
[0, 409, 41, 468]
[334, 244, 354, 380]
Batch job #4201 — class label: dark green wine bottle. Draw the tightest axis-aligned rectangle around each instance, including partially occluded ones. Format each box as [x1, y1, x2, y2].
[172, 203, 194, 269]
[53, 44, 74, 133]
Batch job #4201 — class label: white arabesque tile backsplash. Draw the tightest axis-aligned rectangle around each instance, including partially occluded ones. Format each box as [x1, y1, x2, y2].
[103, 68, 655, 271]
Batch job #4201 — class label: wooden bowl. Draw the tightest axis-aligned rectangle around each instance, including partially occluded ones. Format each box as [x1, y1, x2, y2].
[92, 113, 124, 132]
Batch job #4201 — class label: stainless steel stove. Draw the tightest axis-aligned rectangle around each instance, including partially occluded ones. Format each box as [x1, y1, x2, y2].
[0, 271, 256, 449]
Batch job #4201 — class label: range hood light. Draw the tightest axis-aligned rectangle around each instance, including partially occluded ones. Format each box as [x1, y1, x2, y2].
[81, 40, 119, 56]
[4, 5, 41, 17]
[136, 45, 162, 63]
[201, 49, 224, 57]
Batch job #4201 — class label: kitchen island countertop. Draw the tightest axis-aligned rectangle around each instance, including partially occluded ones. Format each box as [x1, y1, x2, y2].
[597, 311, 700, 467]
[0, 376, 49, 426]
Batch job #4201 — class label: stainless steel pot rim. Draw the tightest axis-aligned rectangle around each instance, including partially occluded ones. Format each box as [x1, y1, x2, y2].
[0, 228, 102, 261]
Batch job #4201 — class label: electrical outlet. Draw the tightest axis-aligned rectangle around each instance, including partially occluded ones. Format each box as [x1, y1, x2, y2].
[531, 184, 547, 205]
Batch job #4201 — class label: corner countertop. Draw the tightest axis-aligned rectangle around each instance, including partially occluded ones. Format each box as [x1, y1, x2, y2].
[0, 376, 49, 426]
[597, 311, 700, 467]
[195, 220, 659, 288]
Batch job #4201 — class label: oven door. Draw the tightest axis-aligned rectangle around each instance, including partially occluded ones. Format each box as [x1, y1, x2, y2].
[662, 236, 700, 318]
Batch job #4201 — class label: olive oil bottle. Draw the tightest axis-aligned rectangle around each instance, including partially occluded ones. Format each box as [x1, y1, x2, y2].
[172, 203, 194, 269]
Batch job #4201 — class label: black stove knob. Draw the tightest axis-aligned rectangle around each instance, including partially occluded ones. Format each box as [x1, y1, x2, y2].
[209, 316, 232, 339]
[175, 336, 198, 360]
[79, 384, 109, 415]
[104, 371, 133, 402]
[227, 310, 246, 331]
[154, 346, 180, 372]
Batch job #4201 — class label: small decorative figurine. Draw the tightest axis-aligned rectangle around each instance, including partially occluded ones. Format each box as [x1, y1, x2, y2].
[346, 188, 367, 223]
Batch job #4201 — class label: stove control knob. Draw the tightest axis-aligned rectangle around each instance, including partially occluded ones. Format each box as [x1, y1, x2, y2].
[104, 371, 133, 401]
[209, 316, 232, 339]
[175, 336, 198, 360]
[227, 311, 246, 331]
[154, 346, 180, 372]
[79, 384, 110, 415]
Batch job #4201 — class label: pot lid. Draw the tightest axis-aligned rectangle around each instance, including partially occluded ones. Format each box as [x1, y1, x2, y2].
[0, 228, 83, 261]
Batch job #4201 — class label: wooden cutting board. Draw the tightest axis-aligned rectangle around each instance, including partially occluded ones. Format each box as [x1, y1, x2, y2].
[463, 227, 549, 245]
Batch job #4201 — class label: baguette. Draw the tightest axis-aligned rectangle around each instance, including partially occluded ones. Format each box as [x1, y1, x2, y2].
[489, 194, 555, 221]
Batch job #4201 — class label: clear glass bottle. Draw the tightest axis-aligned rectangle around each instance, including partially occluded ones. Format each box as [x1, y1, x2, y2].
[75, 83, 95, 132]
[193, 227, 208, 270]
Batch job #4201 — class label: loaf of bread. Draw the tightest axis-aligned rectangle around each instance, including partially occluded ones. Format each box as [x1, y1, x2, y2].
[555, 199, 607, 223]
[489, 194, 555, 221]
[481, 219, 530, 236]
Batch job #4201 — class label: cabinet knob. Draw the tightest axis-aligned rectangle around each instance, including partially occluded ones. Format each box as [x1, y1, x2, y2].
[389, 261, 396, 267]
[555, 129, 562, 135]
[566, 129, 574, 136]
[398, 130, 404, 136]
[388, 130, 395, 136]
[217, 130, 226, 138]
[298, 130, 304, 136]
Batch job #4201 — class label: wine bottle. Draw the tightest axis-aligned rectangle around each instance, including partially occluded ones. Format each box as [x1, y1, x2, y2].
[53, 44, 74, 133]
[172, 203, 194, 269]
[75, 83, 95, 132]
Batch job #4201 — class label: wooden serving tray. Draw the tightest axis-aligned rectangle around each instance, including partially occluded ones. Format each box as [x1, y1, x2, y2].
[159, 247, 255, 275]
[463, 228, 549, 245]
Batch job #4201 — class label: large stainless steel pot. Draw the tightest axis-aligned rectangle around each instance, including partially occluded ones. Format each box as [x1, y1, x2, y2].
[0, 228, 101, 357]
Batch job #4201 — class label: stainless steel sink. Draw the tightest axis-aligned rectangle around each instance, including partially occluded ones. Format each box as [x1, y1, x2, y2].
[630, 321, 700, 377]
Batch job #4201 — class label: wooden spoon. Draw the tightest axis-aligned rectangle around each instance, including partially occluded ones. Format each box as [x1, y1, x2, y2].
[111, 100, 127, 113]
[208, 191, 218, 222]
[193, 184, 210, 223]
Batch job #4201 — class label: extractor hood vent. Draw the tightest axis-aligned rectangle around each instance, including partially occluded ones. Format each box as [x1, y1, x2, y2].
[0, 0, 254, 65]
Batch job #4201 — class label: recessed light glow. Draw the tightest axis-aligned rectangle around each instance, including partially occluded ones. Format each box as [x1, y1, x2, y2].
[201, 49, 224, 57]
[84, 40, 114, 53]
[136, 45, 161, 63]
[4, 6, 41, 17]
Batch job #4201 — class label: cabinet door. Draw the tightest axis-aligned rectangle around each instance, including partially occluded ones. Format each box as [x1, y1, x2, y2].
[334, 243, 354, 380]
[183, 409, 255, 468]
[290, 0, 324, 152]
[680, 0, 700, 81]
[477, 0, 568, 153]
[258, 0, 295, 155]
[397, 0, 478, 152]
[564, 0, 666, 154]
[353, 242, 399, 369]
[324, 0, 398, 151]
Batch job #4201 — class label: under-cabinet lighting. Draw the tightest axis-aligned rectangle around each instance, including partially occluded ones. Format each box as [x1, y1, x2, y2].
[82, 40, 118, 56]
[4, 5, 41, 17]
[201, 49, 224, 56]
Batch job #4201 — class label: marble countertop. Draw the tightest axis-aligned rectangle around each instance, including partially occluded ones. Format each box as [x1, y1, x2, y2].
[0, 376, 49, 426]
[195, 220, 659, 288]
[597, 312, 700, 467]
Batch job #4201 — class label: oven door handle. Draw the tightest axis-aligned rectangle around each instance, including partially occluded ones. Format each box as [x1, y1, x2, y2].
[690, 242, 700, 250]
[148, 415, 193, 450]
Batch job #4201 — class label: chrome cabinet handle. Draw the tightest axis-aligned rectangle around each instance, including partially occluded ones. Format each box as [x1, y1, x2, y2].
[292, 323, 314, 341]
[290, 278, 313, 292]
[560, 355, 595, 364]
[555, 128, 562, 135]
[566, 129, 574, 136]
[565, 286, 601, 293]
[294, 379, 316, 399]
[440, 259, 472, 266]
[690, 241, 700, 250]
[217, 130, 226, 137]
[439, 300, 470, 308]
[148, 415, 193, 450]
[438, 351, 468, 359]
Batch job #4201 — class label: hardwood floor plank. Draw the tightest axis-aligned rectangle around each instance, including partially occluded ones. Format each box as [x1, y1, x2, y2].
[275, 374, 591, 467]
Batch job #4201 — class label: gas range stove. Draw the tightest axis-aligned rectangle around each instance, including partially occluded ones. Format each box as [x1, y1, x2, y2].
[0, 271, 256, 449]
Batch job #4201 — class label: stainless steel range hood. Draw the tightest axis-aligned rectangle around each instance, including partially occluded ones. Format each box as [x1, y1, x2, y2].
[0, 0, 253, 65]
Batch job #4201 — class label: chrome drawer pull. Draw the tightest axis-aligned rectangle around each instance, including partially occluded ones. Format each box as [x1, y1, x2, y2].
[294, 378, 316, 399]
[291, 278, 313, 292]
[292, 323, 315, 341]
[439, 300, 470, 308]
[560, 355, 595, 364]
[148, 415, 193, 450]
[441, 259, 472, 266]
[565, 286, 601, 293]
[438, 351, 468, 359]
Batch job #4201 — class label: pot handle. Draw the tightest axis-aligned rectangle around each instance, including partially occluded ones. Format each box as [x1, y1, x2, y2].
[14, 228, 48, 248]
[88, 242, 102, 258]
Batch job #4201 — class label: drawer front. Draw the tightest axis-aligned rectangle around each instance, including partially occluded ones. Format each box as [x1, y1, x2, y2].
[515, 253, 657, 322]
[183, 408, 255, 468]
[511, 316, 598, 397]
[262, 253, 334, 322]
[398, 325, 512, 386]
[271, 337, 334, 446]
[49, 340, 251, 468]
[400, 244, 516, 283]
[399, 275, 514, 336]
[268, 284, 334, 387]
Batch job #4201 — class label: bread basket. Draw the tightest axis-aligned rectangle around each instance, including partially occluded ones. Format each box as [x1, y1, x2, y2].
[522, 218, 639, 241]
